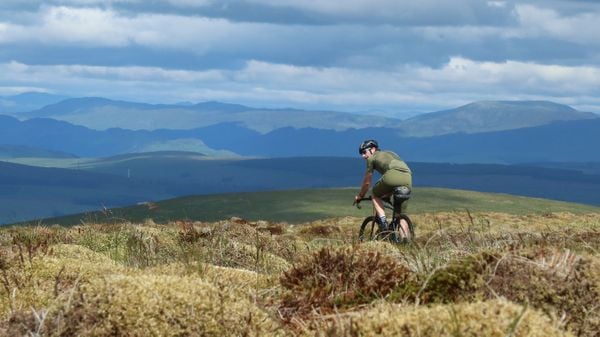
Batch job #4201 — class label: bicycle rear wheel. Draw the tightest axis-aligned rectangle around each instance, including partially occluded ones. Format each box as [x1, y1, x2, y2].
[358, 216, 378, 241]
[394, 214, 415, 242]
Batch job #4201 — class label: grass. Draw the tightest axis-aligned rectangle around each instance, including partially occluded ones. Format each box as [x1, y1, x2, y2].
[0, 188, 599, 335]
[0, 211, 598, 335]
[0, 189, 600, 336]
[20, 187, 600, 227]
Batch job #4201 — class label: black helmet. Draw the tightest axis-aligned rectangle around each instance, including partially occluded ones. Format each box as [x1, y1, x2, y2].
[359, 139, 378, 154]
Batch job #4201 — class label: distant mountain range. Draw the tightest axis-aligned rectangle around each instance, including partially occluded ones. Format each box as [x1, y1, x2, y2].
[1, 114, 599, 163]
[1, 93, 599, 163]
[18, 97, 404, 133]
[8, 94, 596, 136]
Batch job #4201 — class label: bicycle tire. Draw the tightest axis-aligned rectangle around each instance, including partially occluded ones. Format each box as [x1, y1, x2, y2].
[394, 214, 415, 242]
[358, 216, 378, 241]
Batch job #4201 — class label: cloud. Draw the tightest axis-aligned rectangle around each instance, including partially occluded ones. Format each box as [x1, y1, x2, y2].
[2, 4, 598, 70]
[3, 57, 600, 114]
[513, 4, 600, 45]
[0, 6, 294, 55]
[245, 0, 513, 25]
[1, 1, 600, 114]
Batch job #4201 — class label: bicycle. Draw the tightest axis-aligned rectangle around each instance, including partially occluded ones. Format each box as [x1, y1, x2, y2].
[354, 188, 415, 243]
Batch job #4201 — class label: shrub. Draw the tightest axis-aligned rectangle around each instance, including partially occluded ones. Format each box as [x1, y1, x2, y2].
[299, 224, 341, 237]
[408, 251, 495, 304]
[280, 246, 412, 318]
[485, 249, 599, 337]
[399, 249, 599, 336]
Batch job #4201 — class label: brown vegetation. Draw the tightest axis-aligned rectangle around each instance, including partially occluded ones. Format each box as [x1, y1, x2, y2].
[0, 211, 598, 336]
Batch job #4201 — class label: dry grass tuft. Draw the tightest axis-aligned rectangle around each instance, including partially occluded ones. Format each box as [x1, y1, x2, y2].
[5, 274, 283, 336]
[299, 224, 342, 236]
[396, 248, 599, 336]
[279, 246, 412, 319]
[310, 299, 571, 337]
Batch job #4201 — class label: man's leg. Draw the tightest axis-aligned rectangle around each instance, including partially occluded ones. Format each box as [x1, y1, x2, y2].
[394, 195, 411, 240]
[372, 196, 386, 219]
[372, 180, 391, 232]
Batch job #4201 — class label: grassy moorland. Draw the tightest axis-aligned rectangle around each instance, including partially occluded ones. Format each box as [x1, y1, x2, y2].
[26, 187, 600, 227]
[0, 188, 599, 336]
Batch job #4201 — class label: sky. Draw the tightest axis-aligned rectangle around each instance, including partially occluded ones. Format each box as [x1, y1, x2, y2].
[1, 0, 600, 117]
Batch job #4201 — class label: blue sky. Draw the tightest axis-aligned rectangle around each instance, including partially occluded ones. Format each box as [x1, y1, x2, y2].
[1, 0, 599, 117]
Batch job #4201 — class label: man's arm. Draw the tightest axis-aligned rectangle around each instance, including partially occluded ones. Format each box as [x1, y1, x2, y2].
[355, 171, 372, 200]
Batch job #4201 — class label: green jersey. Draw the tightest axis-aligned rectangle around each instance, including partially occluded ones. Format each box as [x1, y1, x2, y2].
[366, 150, 411, 175]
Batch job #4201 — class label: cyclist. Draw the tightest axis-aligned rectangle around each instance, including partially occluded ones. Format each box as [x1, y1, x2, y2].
[354, 139, 413, 239]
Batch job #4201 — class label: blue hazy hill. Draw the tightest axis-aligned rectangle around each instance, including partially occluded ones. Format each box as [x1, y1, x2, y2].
[0, 92, 69, 114]
[17, 95, 597, 135]
[21, 96, 403, 132]
[1, 114, 599, 163]
[399, 100, 597, 136]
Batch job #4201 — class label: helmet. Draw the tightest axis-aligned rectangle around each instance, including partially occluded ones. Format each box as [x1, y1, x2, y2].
[359, 139, 378, 154]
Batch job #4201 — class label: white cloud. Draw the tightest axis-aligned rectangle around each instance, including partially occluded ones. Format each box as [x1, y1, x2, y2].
[41, 6, 133, 46]
[45, 0, 211, 6]
[3, 57, 599, 114]
[0, 22, 26, 43]
[417, 57, 600, 95]
[248, 0, 473, 17]
[1, 2, 600, 114]
[166, 0, 213, 7]
[41, 0, 142, 5]
[0, 61, 225, 83]
[513, 4, 600, 45]
[0, 6, 285, 54]
[0, 86, 51, 95]
[487, 1, 506, 8]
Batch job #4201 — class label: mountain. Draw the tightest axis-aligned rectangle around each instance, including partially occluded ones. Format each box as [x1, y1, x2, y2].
[0, 114, 243, 157]
[191, 119, 600, 163]
[398, 100, 598, 137]
[22, 97, 404, 132]
[1, 114, 600, 163]
[20, 96, 597, 136]
[0, 92, 69, 114]
[0, 144, 76, 159]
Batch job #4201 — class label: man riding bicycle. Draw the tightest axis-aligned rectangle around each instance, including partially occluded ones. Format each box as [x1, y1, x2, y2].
[354, 139, 412, 239]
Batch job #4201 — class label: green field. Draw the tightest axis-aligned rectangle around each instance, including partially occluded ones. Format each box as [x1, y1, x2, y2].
[28, 187, 600, 226]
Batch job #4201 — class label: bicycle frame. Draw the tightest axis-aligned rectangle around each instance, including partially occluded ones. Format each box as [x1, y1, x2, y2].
[355, 195, 414, 242]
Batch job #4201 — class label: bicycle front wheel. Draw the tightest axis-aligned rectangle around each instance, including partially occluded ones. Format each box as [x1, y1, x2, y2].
[358, 216, 378, 241]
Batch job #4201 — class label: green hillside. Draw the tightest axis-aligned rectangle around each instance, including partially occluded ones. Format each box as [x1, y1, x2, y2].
[27, 187, 600, 226]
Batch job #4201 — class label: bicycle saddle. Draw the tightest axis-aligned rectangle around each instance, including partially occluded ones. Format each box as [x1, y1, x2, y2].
[393, 186, 411, 200]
